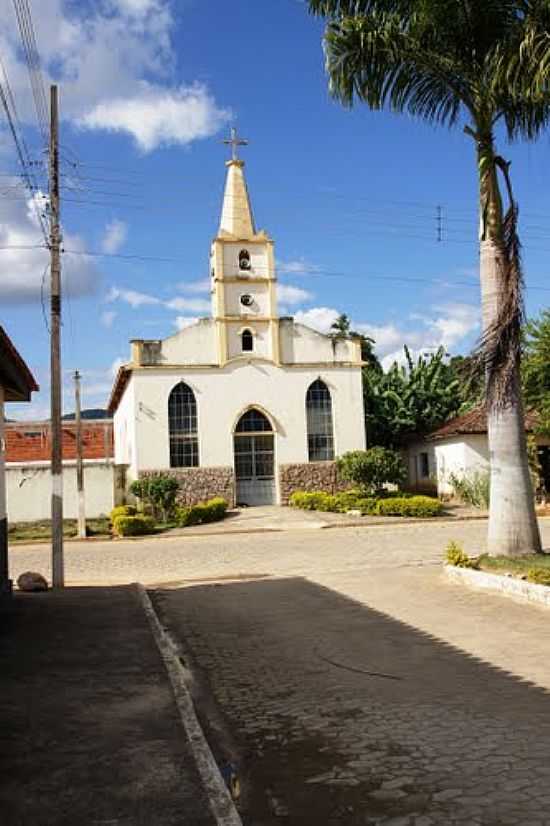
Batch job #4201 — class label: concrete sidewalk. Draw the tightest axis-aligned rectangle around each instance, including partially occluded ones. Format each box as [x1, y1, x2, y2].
[0, 586, 217, 826]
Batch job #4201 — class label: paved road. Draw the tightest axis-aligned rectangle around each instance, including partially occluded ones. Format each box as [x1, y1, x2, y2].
[9, 518, 550, 586]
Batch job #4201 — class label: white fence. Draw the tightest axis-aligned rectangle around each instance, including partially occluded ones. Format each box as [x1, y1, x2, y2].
[6, 460, 115, 522]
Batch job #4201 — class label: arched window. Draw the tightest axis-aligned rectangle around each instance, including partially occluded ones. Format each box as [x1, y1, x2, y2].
[241, 329, 254, 352]
[168, 382, 199, 467]
[235, 408, 272, 432]
[306, 379, 334, 461]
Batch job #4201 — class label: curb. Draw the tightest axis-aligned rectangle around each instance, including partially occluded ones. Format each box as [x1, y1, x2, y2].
[444, 564, 550, 609]
[136, 583, 243, 826]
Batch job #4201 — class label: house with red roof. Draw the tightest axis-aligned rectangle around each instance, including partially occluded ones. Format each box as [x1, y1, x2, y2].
[406, 407, 550, 499]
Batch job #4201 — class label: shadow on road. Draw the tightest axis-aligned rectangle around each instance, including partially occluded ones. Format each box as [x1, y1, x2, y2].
[153, 576, 550, 825]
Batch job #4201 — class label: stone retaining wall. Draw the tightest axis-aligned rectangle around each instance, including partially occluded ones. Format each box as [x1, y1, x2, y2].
[278, 461, 351, 505]
[139, 467, 235, 507]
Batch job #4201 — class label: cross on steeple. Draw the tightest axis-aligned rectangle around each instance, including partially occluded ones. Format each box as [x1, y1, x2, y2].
[223, 126, 248, 162]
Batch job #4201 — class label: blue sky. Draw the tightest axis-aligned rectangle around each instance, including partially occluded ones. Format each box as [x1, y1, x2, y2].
[1, 0, 549, 419]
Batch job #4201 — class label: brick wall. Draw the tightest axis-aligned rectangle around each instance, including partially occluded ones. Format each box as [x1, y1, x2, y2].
[278, 461, 351, 505]
[5, 420, 113, 463]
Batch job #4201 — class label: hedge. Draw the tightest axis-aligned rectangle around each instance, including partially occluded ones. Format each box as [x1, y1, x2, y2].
[177, 497, 228, 528]
[375, 496, 443, 518]
[112, 514, 156, 537]
[289, 490, 442, 518]
[527, 568, 550, 587]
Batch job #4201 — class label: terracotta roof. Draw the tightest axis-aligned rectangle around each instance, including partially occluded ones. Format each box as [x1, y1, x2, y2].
[107, 365, 131, 415]
[429, 406, 539, 440]
[0, 326, 39, 402]
[6, 420, 113, 463]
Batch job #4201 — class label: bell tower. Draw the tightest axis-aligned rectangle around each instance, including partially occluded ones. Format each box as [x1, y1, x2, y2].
[210, 128, 279, 365]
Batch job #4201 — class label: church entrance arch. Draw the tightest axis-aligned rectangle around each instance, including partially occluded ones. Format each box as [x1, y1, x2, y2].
[233, 408, 276, 506]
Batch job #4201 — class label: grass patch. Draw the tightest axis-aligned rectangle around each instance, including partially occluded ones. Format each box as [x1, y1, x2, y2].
[477, 553, 550, 576]
[9, 517, 111, 542]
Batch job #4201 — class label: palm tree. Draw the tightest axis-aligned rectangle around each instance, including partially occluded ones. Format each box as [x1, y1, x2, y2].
[309, 0, 550, 556]
[330, 312, 382, 370]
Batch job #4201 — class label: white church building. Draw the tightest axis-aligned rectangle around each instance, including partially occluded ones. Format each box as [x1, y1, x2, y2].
[109, 135, 365, 506]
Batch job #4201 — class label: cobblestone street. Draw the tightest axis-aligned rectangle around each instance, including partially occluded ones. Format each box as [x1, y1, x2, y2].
[10, 519, 550, 824]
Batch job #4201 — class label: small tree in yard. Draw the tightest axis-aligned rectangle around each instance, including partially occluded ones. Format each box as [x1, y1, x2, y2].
[130, 475, 179, 523]
[337, 447, 405, 495]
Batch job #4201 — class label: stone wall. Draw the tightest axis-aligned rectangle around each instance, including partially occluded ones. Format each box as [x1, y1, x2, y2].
[139, 467, 235, 507]
[278, 461, 351, 505]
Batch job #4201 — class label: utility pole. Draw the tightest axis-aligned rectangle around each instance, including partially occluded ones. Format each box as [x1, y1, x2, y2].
[74, 370, 86, 539]
[50, 84, 64, 587]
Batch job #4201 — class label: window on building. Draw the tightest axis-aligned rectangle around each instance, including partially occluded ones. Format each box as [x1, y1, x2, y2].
[306, 379, 334, 461]
[235, 409, 272, 433]
[168, 382, 199, 467]
[241, 329, 254, 352]
[419, 452, 430, 478]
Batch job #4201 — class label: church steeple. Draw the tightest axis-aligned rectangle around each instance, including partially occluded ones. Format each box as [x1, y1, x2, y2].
[219, 159, 256, 238]
[211, 129, 279, 366]
[219, 128, 255, 238]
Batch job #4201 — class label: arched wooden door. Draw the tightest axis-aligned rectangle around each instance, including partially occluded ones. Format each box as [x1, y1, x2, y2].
[234, 409, 275, 506]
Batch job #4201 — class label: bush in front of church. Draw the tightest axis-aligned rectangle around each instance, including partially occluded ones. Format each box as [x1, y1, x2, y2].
[290, 490, 442, 518]
[112, 514, 156, 537]
[336, 448, 406, 495]
[177, 497, 228, 528]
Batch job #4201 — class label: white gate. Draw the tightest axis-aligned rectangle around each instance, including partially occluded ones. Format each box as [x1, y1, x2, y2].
[234, 410, 276, 506]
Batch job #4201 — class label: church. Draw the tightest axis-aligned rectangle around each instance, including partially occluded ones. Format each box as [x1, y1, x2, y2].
[109, 132, 366, 506]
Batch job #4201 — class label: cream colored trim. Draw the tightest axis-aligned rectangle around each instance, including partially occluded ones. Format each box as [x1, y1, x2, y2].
[216, 276, 271, 285]
[214, 315, 277, 323]
[128, 360, 362, 372]
[271, 319, 280, 365]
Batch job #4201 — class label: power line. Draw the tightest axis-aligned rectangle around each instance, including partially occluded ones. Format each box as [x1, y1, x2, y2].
[11, 0, 49, 144]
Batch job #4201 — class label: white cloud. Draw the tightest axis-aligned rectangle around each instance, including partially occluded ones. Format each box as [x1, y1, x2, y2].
[0, 0, 230, 152]
[277, 284, 312, 305]
[277, 257, 322, 275]
[174, 316, 199, 331]
[165, 296, 211, 313]
[0, 185, 99, 304]
[80, 84, 230, 153]
[101, 219, 128, 254]
[100, 310, 117, 328]
[106, 286, 161, 308]
[294, 306, 340, 334]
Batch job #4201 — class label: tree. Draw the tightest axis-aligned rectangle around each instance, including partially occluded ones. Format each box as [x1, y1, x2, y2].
[309, 0, 549, 555]
[364, 346, 463, 446]
[330, 312, 381, 371]
[522, 308, 550, 435]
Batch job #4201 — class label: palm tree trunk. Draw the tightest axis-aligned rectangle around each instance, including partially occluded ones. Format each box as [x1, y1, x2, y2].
[478, 138, 542, 556]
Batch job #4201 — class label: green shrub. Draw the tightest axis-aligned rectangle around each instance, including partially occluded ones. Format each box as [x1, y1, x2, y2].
[445, 541, 478, 568]
[527, 567, 550, 586]
[375, 495, 443, 518]
[289, 491, 339, 512]
[448, 471, 490, 509]
[332, 490, 363, 512]
[130, 475, 180, 522]
[355, 497, 379, 515]
[112, 514, 155, 537]
[177, 497, 228, 528]
[336, 447, 406, 494]
[109, 505, 136, 523]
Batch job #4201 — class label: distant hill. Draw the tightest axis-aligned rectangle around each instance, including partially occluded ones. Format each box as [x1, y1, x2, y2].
[62, 408, 110, 421]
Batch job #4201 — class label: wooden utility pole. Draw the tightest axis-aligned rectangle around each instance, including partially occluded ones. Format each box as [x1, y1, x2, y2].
[74, 370, 86, 539]
[50, 84, 64, 587]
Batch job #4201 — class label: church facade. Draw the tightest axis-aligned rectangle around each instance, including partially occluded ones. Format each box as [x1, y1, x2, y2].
[109, 143, 365, 506]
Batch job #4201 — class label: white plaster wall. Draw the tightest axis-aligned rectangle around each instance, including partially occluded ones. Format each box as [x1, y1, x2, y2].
[280, 322, 355, 364]
[222, 243, 269, 278]
[6, 461, 114, 521]
[434, 438, 488, 495]
[224, 281, 271, 317]
[130, 362, 365, 478]
[226, 321, 271, 360]
[113, 379, 137, 477]
[161, 320, 217, 365]
[406, 441, 437, 489]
